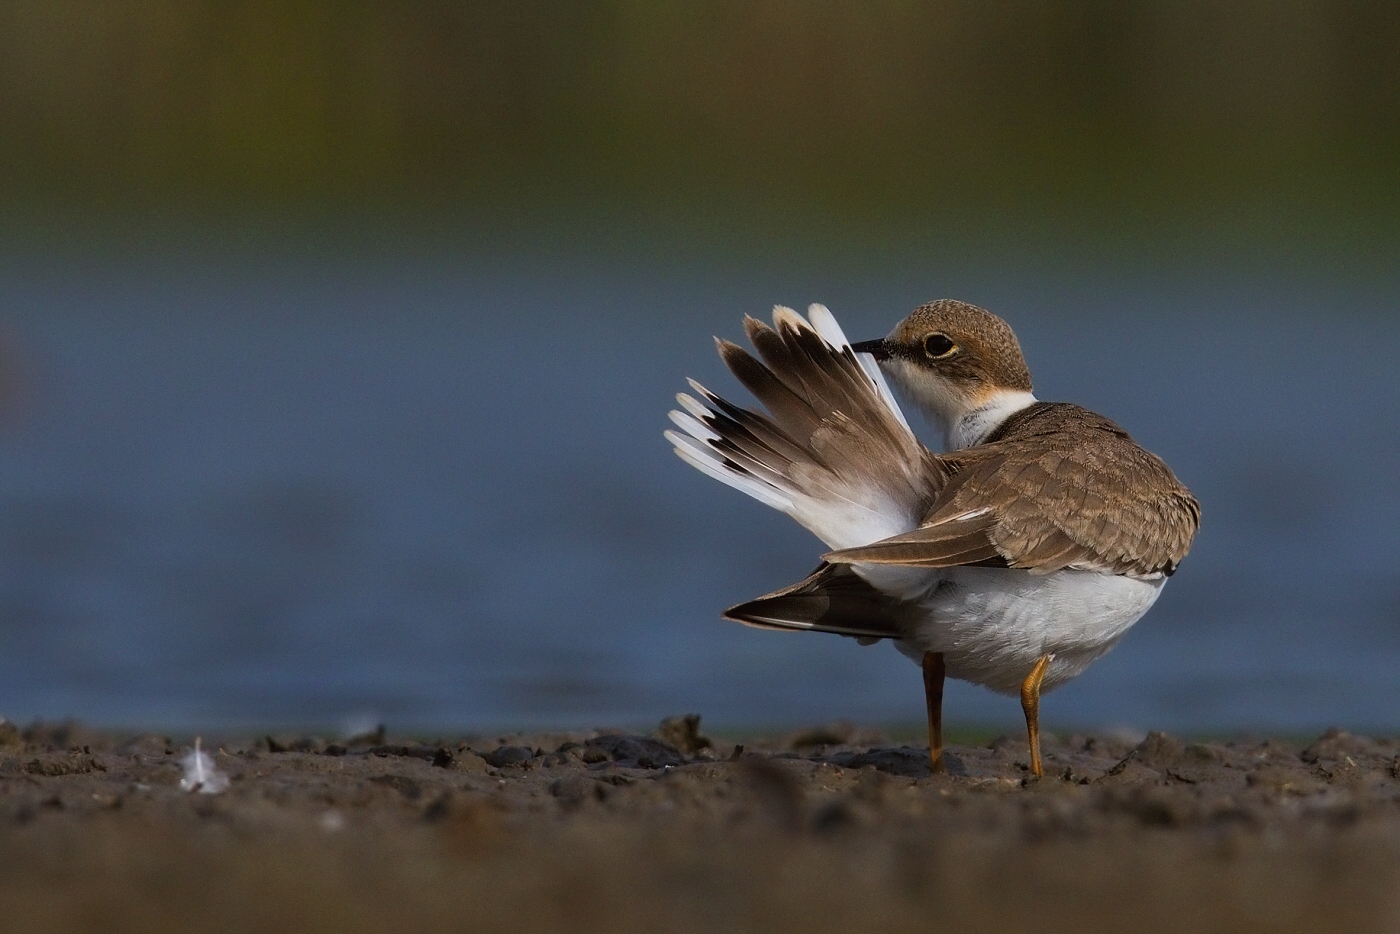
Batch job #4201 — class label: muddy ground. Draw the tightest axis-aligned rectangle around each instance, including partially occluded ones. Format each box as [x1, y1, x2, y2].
[2, 715, 1398, 933]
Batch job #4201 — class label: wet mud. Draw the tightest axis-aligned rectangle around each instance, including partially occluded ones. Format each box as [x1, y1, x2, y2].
[2, 716, 1399, 933]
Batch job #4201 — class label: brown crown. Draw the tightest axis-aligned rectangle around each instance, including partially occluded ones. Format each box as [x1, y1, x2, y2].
[889, 300, 1033, 392]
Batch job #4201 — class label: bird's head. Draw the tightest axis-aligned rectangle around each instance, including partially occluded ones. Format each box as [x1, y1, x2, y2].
[851, 300, 1035, 448]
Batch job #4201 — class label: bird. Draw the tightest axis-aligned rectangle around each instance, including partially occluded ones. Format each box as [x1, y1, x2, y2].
[665, 300, 1200, 777]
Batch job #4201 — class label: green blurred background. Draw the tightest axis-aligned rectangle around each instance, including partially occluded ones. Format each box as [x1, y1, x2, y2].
[3, 0, 1398, 264]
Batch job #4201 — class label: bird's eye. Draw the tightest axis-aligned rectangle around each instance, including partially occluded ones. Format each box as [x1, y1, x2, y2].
[923, 333, 957, 358]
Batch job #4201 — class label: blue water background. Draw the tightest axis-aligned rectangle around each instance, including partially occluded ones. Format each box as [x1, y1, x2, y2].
[0, 253, 1396, 734]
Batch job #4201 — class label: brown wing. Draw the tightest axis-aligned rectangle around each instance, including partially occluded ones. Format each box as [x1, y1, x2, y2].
[825, 404, 1201, 578]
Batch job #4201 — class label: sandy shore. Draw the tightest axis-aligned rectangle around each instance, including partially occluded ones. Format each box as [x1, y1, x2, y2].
[2, 716, 1398, 933]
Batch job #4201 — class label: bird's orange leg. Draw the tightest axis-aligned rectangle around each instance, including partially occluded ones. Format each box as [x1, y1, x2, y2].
[922, 651, 946, 773]
[1020, 654, 1054, 778]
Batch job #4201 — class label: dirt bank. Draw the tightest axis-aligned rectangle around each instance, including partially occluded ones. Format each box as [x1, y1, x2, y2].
[1, 717, 1398, 933]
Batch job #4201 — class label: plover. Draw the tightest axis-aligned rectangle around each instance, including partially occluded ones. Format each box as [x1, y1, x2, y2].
[665, 301, 1199, 776]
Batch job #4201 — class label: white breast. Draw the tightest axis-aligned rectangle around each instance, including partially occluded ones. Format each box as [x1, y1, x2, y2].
[872, 565, 1165, 696]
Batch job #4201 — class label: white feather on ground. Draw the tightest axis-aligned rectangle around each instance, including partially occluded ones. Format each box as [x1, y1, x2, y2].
[179, 737, 230, 794]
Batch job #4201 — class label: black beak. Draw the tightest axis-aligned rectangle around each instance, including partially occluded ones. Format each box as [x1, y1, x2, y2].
[849, 339, 890, 360]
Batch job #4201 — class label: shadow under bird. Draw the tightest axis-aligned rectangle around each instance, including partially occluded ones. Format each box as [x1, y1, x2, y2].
[666, 301, 1200, 777]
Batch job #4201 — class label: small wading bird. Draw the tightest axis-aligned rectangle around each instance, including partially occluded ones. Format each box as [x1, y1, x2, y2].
[665, 302, 1199, 777]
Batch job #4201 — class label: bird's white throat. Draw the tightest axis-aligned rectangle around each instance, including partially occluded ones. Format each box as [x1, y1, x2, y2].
[949, 389, 1038, 449]
[881, 357, 1037, 451]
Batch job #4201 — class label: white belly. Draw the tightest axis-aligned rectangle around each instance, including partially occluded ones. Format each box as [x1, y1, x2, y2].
[858, 564, 1165, 696]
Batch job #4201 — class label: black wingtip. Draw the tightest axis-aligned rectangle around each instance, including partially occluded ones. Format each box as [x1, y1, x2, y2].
[721, 602, 806, 632]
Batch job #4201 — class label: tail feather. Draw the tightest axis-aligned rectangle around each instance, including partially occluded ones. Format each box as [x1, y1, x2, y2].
[667, 304, 941, 551]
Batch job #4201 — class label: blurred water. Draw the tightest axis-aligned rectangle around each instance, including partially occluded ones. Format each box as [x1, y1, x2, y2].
[0, 254, 1396, 733]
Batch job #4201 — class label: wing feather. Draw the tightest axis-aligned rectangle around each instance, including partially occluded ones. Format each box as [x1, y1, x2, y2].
[826, 404, 1200, 578]
[723, 563, 908, 640]
[669, 305, 945, 551]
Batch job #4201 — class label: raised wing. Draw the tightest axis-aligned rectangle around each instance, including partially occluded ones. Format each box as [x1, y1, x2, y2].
[666, 305, 946, 551]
